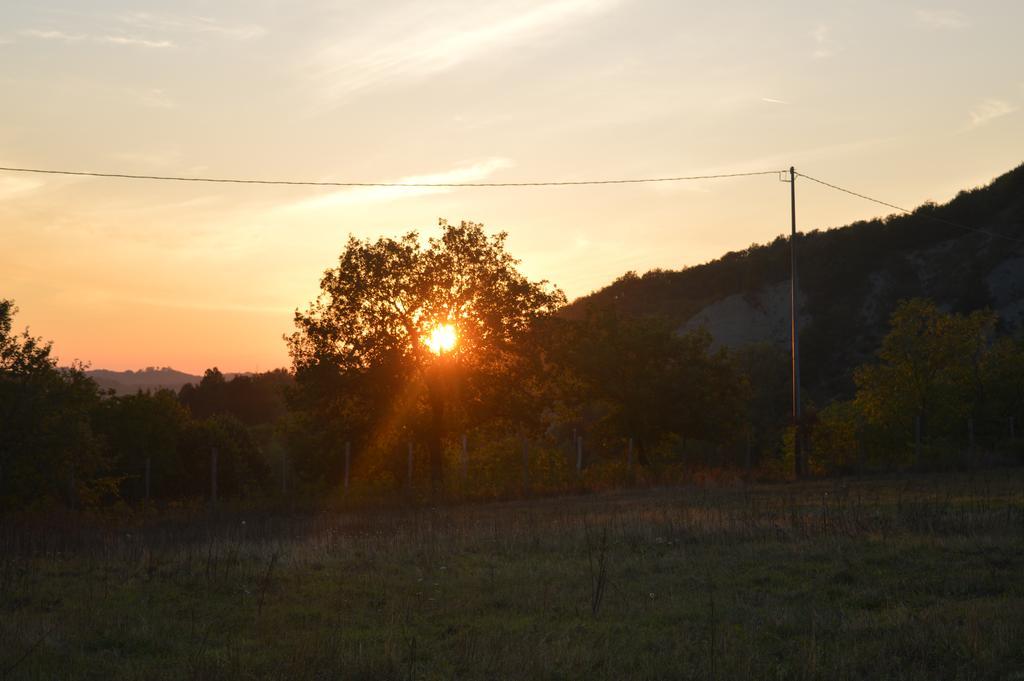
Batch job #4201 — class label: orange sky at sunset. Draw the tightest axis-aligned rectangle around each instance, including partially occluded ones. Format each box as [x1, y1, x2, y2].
[2, 1, 1021, 373]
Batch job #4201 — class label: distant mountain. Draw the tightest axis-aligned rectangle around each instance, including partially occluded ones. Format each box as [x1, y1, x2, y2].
[88, 367, 205, 394]
[569, 163, 1024, 401]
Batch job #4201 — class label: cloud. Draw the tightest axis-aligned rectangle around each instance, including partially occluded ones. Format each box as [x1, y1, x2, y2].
[307, 0, 619, 100]
[810, 24, 838, 59]
[915, 8, 969, 29]
[118, 12, 267, 41]
[110, 148, 183, 167]
[968, 98, 1017, 128]
[101, 35, 174, 48]
[21, 29, 86, 41]
[761, 97, 789, 105]
[0, 175, 45, 200]
[21, 28, 172, 48]
[281, 157, 514, 213]
[139, 88, 175, 108]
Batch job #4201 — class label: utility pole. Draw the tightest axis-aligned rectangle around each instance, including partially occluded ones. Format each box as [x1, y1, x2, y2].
[789, 166, 804, 479]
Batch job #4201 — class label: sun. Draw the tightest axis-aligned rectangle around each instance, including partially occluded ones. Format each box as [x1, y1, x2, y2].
[425, 323, 457, 355]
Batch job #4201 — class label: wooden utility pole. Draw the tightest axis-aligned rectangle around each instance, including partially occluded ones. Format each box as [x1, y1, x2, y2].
[789, 166, 804, 478]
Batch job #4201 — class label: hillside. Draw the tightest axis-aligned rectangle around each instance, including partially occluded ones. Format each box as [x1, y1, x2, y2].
[87, 367, 203, 394]
[570, 163, 1024, 400]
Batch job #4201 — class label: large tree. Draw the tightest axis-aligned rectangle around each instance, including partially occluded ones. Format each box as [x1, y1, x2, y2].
[287, 220, 565, 492]
[854, 299, 995, 445]
[1, 300, 105, 508]
[549, 308, 746, 465]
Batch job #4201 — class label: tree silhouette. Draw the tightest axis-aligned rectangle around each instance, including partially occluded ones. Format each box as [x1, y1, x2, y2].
[1, 300, 105, 507]
[288, 220, 565, 492]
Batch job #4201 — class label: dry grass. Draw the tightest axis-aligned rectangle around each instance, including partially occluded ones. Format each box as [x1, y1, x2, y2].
[1, 471, 1023, 680]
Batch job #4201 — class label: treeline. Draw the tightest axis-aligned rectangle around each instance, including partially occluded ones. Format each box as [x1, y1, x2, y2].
[3, 222, 1023, 511]
[0, 297, 292, 508]
[4, 296, 1021, 512]
[809, 299, 1024, 473]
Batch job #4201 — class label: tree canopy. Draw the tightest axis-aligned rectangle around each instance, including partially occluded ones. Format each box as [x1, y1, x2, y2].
[287, 220, 566, 490]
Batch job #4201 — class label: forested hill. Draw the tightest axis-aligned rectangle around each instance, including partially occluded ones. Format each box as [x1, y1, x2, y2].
[568, 162, 1024, 400]
[86, 368, 276, 395]
[86, 367, 200, 394]
[86, 367, 245, 394]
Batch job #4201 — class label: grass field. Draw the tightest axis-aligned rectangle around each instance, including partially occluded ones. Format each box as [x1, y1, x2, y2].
[2, 471, 1023, 680]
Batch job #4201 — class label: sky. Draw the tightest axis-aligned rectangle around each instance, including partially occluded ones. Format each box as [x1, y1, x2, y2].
[1, 1, 1022, 374]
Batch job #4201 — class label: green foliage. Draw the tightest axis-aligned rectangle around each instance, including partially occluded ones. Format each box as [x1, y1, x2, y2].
[808, 299, 1024, 473]
[808, 401, 862, 474]
[2, 299, 280, 509]
[731, 343, 790, 468]
[0, 300, 107, 509]
[94, 390, 188, 500]
[545, 308, 747, 466]
[852, 300, 992, 463]
[177, 414, 270, 498]
[179, 368, 291, 425]
[572, 163, 1024, 399]
[287, 220, 566, 490]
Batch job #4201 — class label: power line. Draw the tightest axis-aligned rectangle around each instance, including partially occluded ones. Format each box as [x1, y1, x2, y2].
[5, 161, 1016, 242]
[796, 171, 1023, 244]
[0, 165, 785, 188]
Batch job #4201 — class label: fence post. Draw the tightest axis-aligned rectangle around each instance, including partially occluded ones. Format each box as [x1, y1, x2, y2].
[211, 447, 218, 505]
[281, 449, 287, 496]
[521, 437, 530, 495]
[570, 428, 577, 480]
[344, 441, 351, 494]
[576, 435, 583, 477]
[461, 433, 468, 486]
[145, 456, 151, 501]
[407, 441, 414, 489]
[744, 430, 752, 472]
[967, 417, 975, 468]
[914, 415, 922, 468]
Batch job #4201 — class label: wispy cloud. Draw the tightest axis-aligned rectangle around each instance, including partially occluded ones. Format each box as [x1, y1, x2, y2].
[810, 24, 838, 59]
[761, 97, 789, 105]
[0, 175, 45, 200]
[282, 158, 514, 213]
[307, 0, 619, 100]
[915, 8, 969, 29]
[139, 88, 175, 109]
[101, 35, 173, 48]
[968, 98, 1017, 128]
[118, 12, 267, 41]
[110, 148, 183, 167]
[22, 28, 173, 48]
[21, 29, 86, 42]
